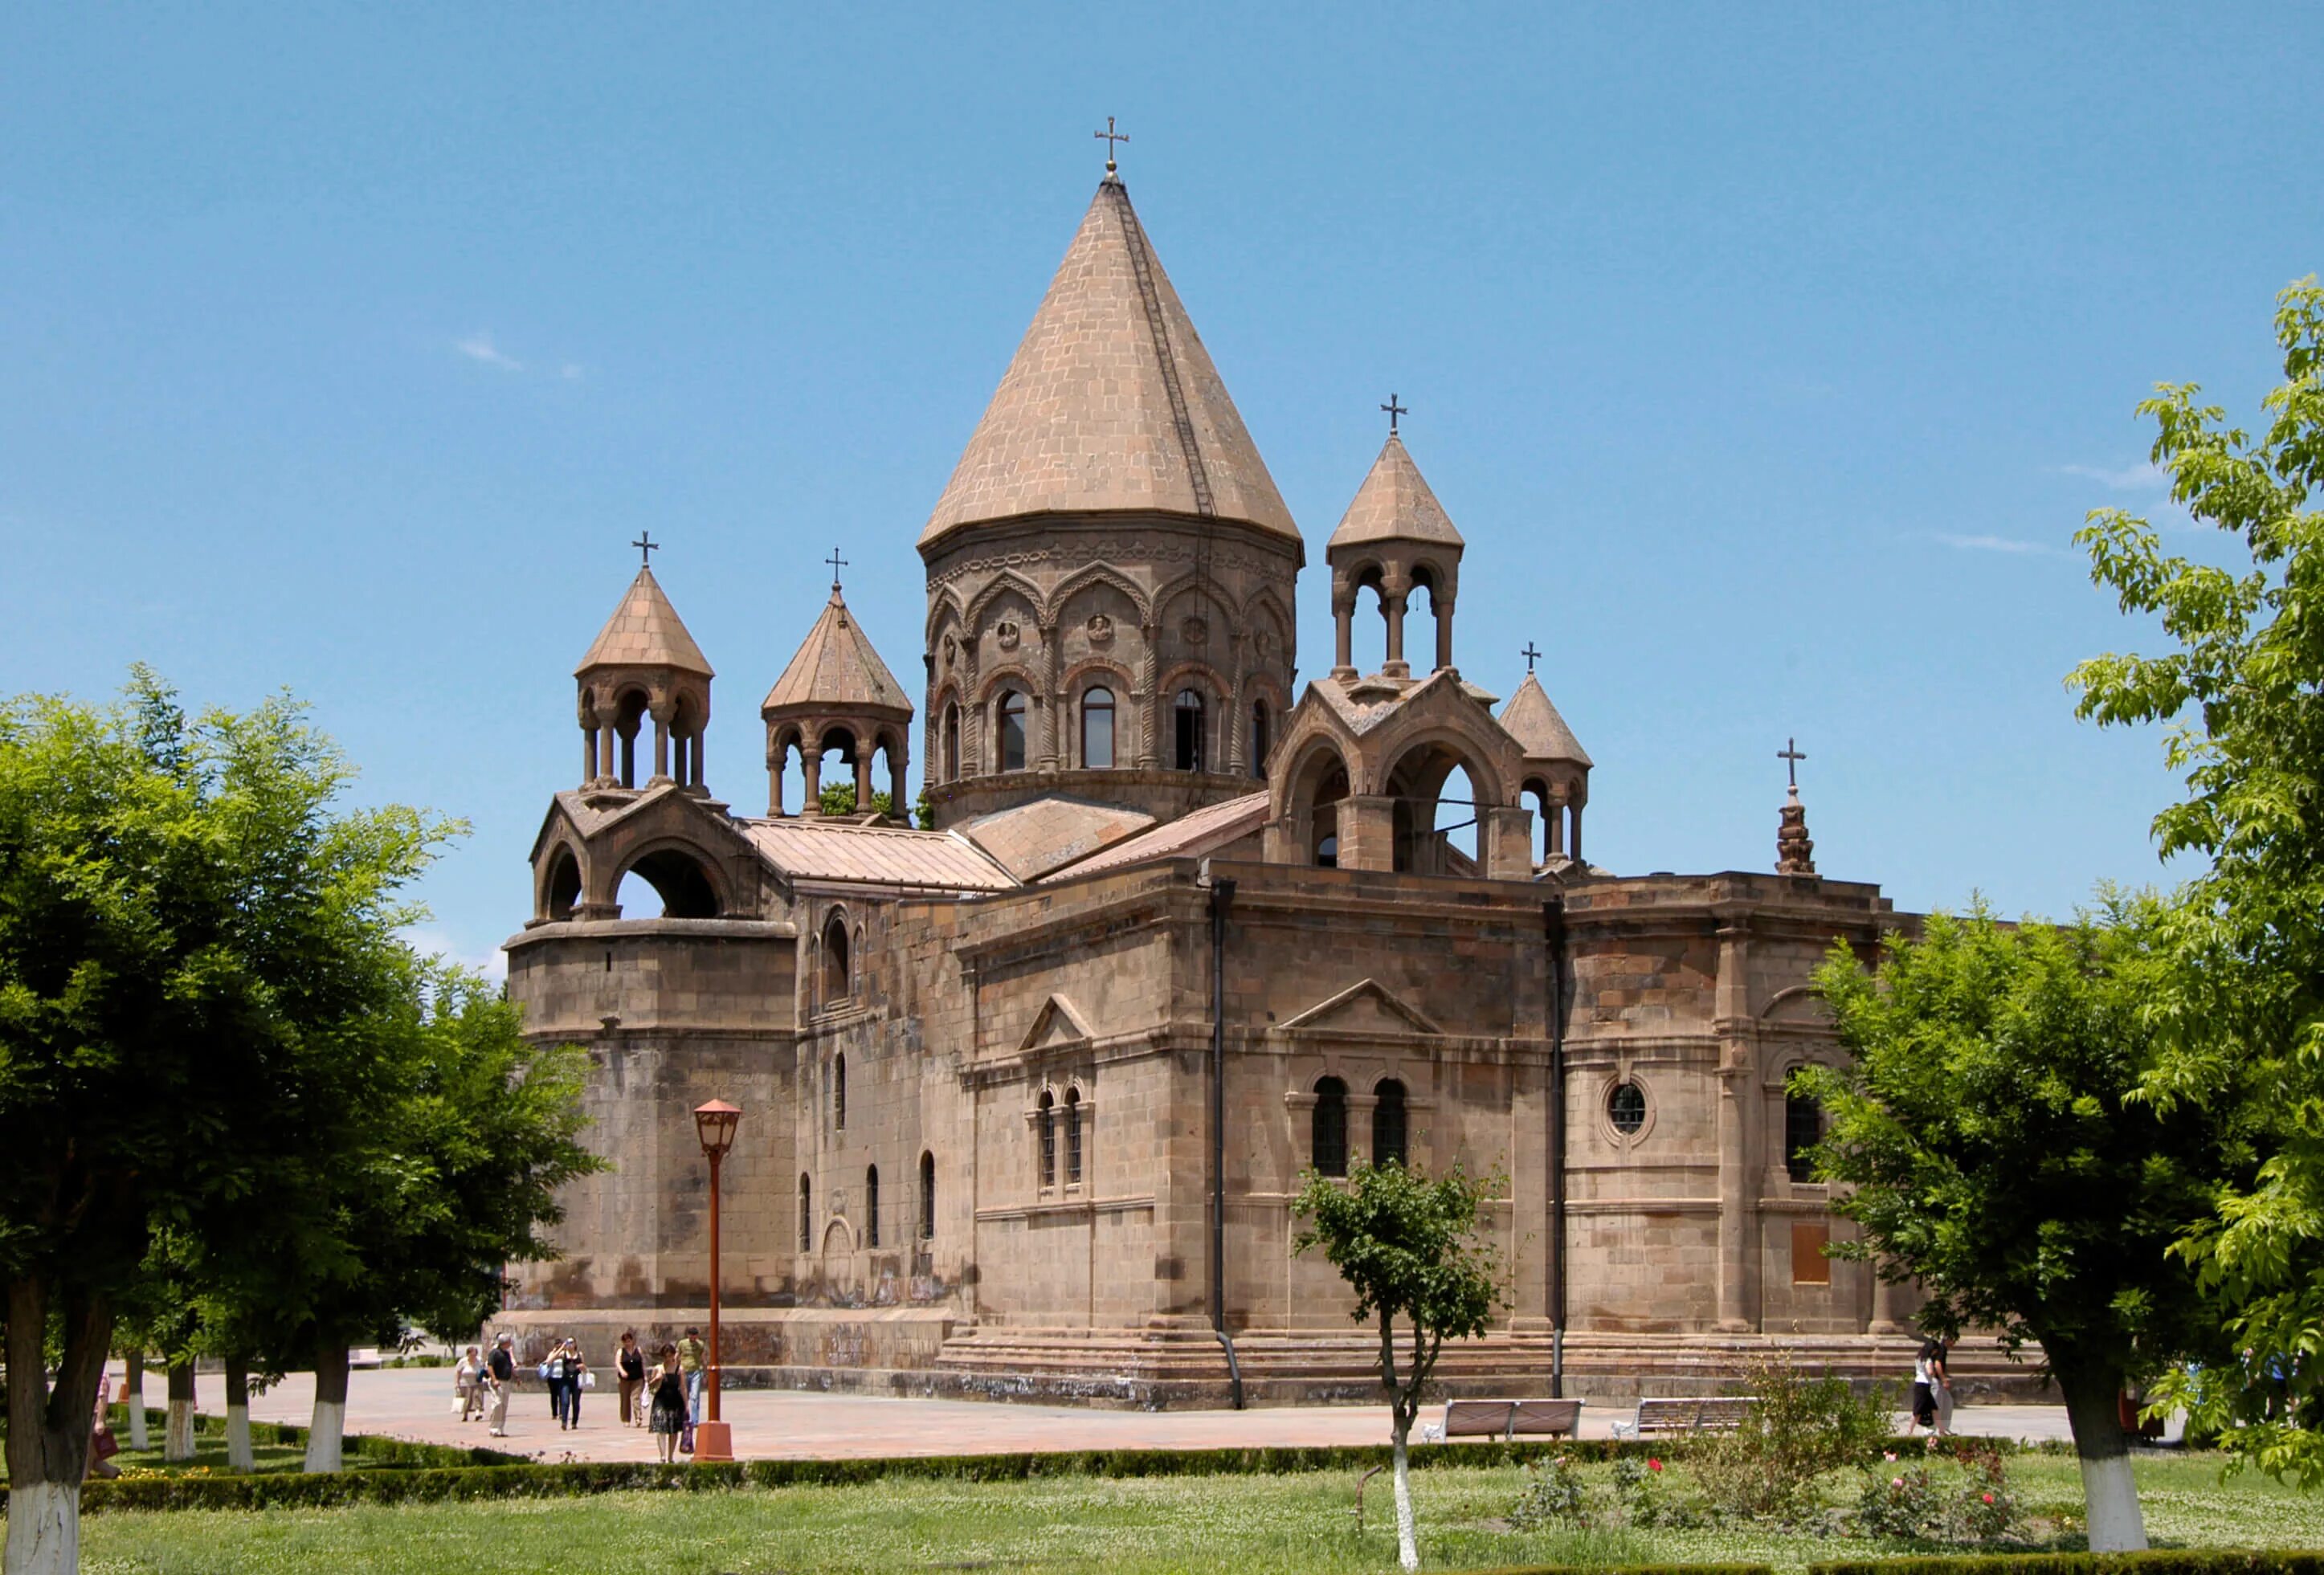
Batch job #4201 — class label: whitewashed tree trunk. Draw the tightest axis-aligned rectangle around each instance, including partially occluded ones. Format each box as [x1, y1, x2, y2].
[163, 1361, 197, 1462]
[305, 1343, 350, 1473]
[3, 1481, 80, 1575]
[1391, 1414, 1418, 1573]
[224, 1355, 254, 1472]
[2059, 1357, 2147, 1552]
[123, 1351, 150, 1451]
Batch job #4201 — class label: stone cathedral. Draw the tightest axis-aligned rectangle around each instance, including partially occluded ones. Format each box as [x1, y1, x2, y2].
[500, 167, 1985, 1404]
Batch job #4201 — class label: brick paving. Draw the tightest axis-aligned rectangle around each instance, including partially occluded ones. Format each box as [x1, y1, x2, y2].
[144, 1366, 2077, 1466]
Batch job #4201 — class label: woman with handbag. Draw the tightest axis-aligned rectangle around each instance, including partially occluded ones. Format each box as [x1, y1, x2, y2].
[616, 1331, 648, 1428]
[647, 1344, 687, 1463]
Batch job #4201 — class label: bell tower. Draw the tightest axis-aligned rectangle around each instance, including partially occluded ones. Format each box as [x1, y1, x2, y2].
[1324, 422, 1464, 680]
[574, 544, 715, 798]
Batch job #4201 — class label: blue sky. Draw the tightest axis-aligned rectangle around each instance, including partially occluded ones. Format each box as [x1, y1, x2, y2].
[4, 4, 2318, 976]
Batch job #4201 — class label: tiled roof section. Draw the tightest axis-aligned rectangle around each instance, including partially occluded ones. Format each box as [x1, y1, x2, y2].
[1500, 673, 1591, 766]
[920, 179, 1299, 547]
[1327, 435, 1464, 550]
[1041, 790, 1271, 882]
[761, 587, 913, 718]
[954, 796, 1156, 882]
[577, 566, 714, 678]
[1311, 666, 1485, 737]
[737, 818, 1017, 892]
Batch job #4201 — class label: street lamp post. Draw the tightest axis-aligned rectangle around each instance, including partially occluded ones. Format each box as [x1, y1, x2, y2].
[692, 1099, 741, 1463]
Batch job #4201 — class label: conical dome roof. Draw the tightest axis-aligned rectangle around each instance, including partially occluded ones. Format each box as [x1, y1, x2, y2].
[1500, 672, 1590, 766]
[761, 586, 913, 719]
[920, 179, 1298, 547]
[576, 565, 713, 677]
[1328, 435, 1464, 550]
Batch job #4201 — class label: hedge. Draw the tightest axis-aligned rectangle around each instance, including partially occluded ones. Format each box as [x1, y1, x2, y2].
[102, 1406, 524, 1471]
[1811, 1558, 2324, 1575]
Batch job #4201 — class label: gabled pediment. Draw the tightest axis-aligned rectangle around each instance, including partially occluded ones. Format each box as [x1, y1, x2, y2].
[1280, 978, 1442, 1038]
[1018, 994, 1097, 1053]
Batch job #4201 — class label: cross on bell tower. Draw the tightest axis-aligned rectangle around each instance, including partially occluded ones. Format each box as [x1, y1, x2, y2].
[1775, 736, 1815, 876]
[1093, 116, 1129, 176]
[1380, 393, 1407, 436]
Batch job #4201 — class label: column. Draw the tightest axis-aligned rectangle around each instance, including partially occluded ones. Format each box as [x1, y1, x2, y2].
[1435, 598, 1456, 672]
[854, 739, 873, 808]
[1339, 794, 1399, 872]
[1546, 791, 1566, 857]
[1135, 624, 1160, 768]
[1332, 590, 1356, 677]
[1569, 804, 1584, 864]
[651, 705, 672, 783]
[1713, 918, 1757, 1332]
[1383, 588, 1410, 678]
[1869, 1267, 1911, 1335]
[802, 747, 823, 817]
[766, 745, 783, 817]
[1039, 623, 1060, 772]
[582, 727, 598, 787]
[597, 708, 619, 782]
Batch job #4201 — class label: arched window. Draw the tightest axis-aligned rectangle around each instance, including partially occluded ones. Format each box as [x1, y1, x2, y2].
[1036, 1090, 1056, 1189]
[997, 690, 1029, 773]
[544, 848, 582, 921]
[866, 1164, 881, 1247]
[1080, 687, 1116, 769]
[1174, 688, 1207, 772]
[1785, 1072, 1822, 1182]
[1373, 1079, 1408, 1168]
[1064, 1087, 1084, 1186]
[943, 703, 961, 783]
[1609, 1080, 1647, 1136]
[1249, 701, 1270, 778]
[919, 1150, 936, 1241]
[823, 911, 852, 1004]
[798, 1173, 811, 1252]
[1312, 1075, 1348, 1177]
[1315, 835, 1339, 869]
[833, 1053, 847, 1131]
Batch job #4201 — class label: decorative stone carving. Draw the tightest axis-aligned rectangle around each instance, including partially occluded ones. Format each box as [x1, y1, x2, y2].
[1776, 785, 1816, 876]
[1087, 614, 1114, 646]
[996, 620, 1022, 652]
[941, 634, 958, 668]
[1181, 616, 1209, 647]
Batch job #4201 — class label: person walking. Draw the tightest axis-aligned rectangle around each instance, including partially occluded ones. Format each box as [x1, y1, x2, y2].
[1909, 1336, 1951, 1436]
[677, 1327, 707, 1425]
[616, 1331, 648, 1429]
[541, 1338, 570, 1426]
[455, 1345, 484, 1422]
[648, 1344, 687, 1464]
[486, 1332, 516, 1438]
[563, 1340, 589, 1430]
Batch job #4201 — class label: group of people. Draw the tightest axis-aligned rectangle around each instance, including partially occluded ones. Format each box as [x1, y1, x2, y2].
[1909, 1336, 1954, 1435]
[451, 1328, 709, 1455]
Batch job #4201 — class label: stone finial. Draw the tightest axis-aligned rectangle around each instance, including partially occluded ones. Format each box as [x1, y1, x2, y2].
[1776, 785, 1816, 876]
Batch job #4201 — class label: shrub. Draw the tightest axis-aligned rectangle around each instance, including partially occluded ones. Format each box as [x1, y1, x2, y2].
[1612, 1454, 1717, 1529]
[1694, 1356, 1897, 1523]
[1849, 1444, 2024, 1546]
[1509, 1454, 1594, 1529]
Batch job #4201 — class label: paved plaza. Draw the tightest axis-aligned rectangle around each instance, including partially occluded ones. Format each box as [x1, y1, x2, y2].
[135, 1365, 2080, 1464]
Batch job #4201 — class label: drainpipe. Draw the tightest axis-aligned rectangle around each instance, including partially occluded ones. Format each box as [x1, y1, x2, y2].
[1545, 897, 1570, 1400]
[1207, 868, 1244, 1409]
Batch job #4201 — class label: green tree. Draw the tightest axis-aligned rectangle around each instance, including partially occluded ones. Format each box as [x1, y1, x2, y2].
[1292, 1161, 1507, 1573]
[2069, 278, 2324, 1482]
[1804, 903, 2239, 1551]
[817, 781, 893, 818]
[0, 672, 455, 1573]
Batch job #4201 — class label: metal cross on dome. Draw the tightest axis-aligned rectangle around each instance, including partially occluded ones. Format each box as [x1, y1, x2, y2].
[1779, 736, 1807, 789]
[1521, 641, 1542, 674]
[632, 532, 659, 565]
[1381, 393, 1407, 436]
[827, 547, 849, 589]
[1094, 116, 1129, 173]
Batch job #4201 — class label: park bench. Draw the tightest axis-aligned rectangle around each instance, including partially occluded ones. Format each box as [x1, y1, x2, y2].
[1420, 1398, 1581, 1443]
[1616, 1396, 1758, 1438]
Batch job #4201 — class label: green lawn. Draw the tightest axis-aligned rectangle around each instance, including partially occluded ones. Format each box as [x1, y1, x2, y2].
[31, 1452, 2324, 1575]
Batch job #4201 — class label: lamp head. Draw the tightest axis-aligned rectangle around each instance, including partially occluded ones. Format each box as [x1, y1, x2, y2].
[693, 1099, 741, 1159]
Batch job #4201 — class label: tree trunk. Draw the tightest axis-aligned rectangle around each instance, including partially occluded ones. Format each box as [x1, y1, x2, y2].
[4, 1275, 112, 1575]
[2056, 1354, 2147, 1552]
[305, 1341, 350, 1472]
[1390, 1407, 1419, 1573]
[224, 1353, 254, 1471]
[122, 1347, 149, 1451]
[163, 1360, 197, 1461]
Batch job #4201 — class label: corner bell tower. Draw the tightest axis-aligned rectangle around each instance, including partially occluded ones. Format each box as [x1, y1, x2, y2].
[574, 550, 715, 799]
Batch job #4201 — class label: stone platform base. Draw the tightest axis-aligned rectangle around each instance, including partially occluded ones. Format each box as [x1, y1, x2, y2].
[489, 1310, 2053, 1410]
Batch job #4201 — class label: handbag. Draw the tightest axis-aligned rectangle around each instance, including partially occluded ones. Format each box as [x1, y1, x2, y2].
[680, 1418, 696, 1455]
[579, 1371, 595, 1390]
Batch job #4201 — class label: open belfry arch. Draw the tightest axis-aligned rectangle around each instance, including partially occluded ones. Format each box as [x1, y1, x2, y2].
[497, 144, 2012, 1407]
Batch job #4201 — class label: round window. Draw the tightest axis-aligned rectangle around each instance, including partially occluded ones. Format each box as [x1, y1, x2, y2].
[1607, 1081, 1648, 1136]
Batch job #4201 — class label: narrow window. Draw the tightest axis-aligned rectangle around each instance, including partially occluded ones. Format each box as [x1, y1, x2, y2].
[1608, 1081, 1647, 1136]
[1312, 1076, 1348, 1177]
[1315, 834, 1339, 869]
[1249, 701, 1270, 778]
[823, 911, 852, 1004]
[943, 703, 961, 783]
[1786, 1074, 1822, 1182]
[834, 1052, 847, 1131]
[1064, 1087, 1083, 1186]
[1174, 688, 1206, 772]
[1037, 1090, 1056, 1188]
[1373, 1079, 1408, 1168]
[998, 690, 1029, 773]
[866, 1164, 881, 1248]
[1081, 686, 1116, 769]
[798, 1173, 811, 1252]
[919, 1150, 936, 1241]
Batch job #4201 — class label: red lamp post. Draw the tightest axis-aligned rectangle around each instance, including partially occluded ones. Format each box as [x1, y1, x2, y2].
[692, 1099, 741, 1463]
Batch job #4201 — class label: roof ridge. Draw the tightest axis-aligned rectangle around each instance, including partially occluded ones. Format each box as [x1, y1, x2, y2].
[1107, 182, 1214, 519]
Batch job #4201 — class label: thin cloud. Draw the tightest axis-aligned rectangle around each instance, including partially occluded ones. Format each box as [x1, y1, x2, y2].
[454, 333, 524, 373]
[2061, 461, 2167, 491]
[400, 924, 509, 984]
[1934, 532, 2073, 559]
[559, 362, 585, 382]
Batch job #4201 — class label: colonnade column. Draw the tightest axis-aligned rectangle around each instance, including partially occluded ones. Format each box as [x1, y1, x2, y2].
[1435, 598, 1456, 671]
[802, 747, 823, 817]
[1332, 590, 1357, 678]
[1383, 586, 1410, 678]
[854, 739, 873, 807]
[651, 704, 673, 782]
[1713, 916, 1758, 1332]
